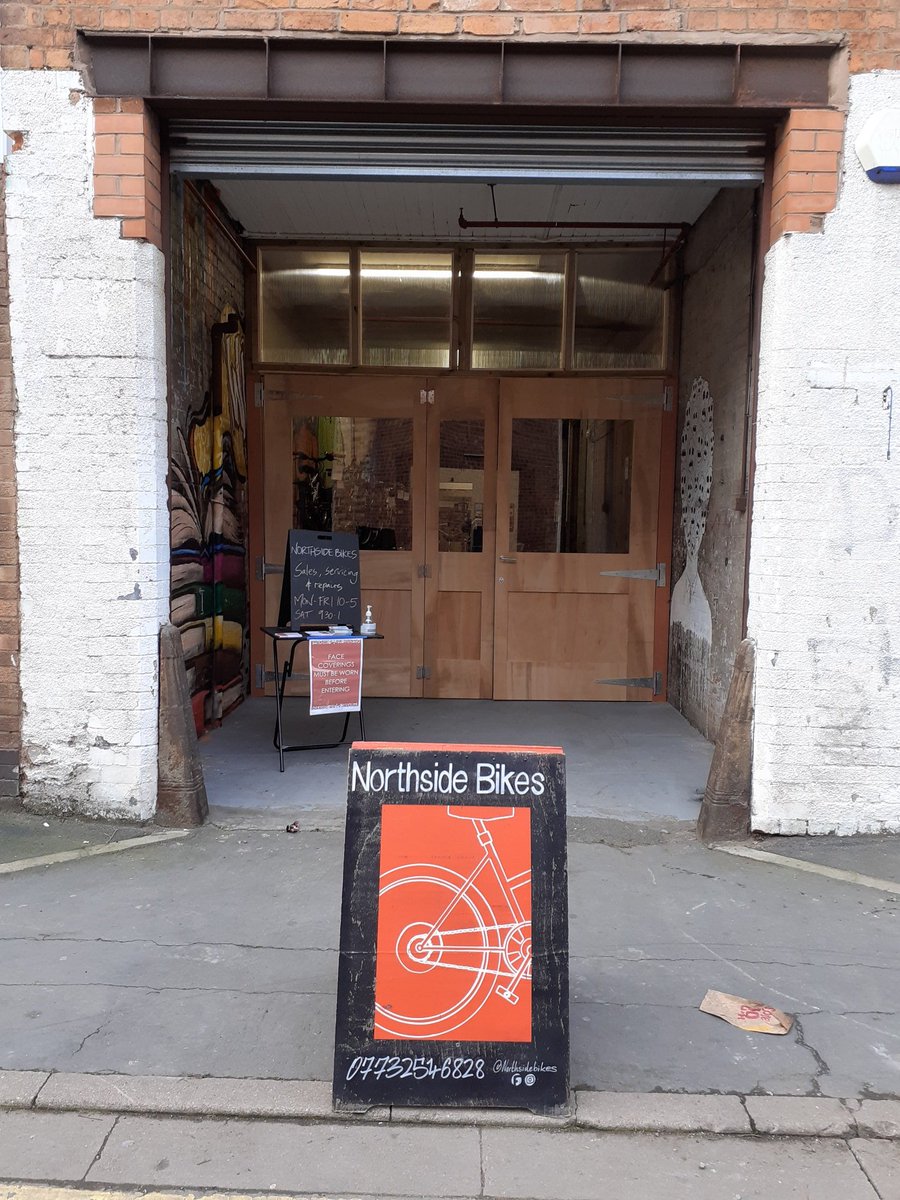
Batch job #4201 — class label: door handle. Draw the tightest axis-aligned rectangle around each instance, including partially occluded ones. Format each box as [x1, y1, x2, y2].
[499, 555, 518, 563]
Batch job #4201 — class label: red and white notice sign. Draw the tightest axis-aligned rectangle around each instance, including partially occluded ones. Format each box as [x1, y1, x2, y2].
[309, 637, 364, 716]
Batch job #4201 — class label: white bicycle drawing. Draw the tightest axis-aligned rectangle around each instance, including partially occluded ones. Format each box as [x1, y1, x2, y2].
[374, 807, 532, 1040]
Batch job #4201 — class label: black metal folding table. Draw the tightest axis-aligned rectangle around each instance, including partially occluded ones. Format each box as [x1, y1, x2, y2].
[261, 627, 383, 772]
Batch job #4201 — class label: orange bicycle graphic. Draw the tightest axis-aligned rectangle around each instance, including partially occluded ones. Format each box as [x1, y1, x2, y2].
[374, 805, 532, 1042]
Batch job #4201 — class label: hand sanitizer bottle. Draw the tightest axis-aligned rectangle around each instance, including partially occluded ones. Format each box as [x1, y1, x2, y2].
[360, 604, 376, 635]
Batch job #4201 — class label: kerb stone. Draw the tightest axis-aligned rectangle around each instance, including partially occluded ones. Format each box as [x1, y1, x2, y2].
[576, 1091, 750, 1134]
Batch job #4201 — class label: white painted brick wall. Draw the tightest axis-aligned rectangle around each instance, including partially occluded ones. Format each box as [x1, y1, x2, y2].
[749, 71, 900, 835]
[4, 70, 168, 820]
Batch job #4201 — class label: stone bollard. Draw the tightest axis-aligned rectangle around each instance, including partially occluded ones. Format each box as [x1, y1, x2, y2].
[156, 622, 209, 827]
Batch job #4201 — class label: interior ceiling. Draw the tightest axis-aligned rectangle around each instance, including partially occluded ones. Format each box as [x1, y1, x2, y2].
[210, 178, 721, 243]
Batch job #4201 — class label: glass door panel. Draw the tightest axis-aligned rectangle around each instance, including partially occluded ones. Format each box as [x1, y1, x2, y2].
[494, 378, 666, 701]
[263, 375, 427, 697]
[423, 379, 498, 699]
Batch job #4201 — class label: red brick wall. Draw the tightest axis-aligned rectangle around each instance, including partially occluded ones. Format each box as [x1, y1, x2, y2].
[770, 109, 845, 244]
[0, 166, 21, 803]
[0, 4, 895, 73]
[93, 97, 162, 251]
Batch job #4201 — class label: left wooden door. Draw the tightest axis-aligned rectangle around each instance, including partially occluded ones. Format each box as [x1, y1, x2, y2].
[261, 374, 428, 697]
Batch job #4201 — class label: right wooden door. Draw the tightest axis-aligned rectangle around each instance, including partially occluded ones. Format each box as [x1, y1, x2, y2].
[493, 377, 666, 701]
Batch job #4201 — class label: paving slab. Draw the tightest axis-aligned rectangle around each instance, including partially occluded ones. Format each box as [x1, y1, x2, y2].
[481, 1128, 880, 1200]
[34, 1073, 387, 1122]
[792, 1011, 900, 1099]
[87, 1114, 482, 1196]
[850, 1138, 900, 1200]
[755, 835, 900, 888]
[0, 1189, 447, 1200]
[0, 1071, 48, 1108]
[0, 811, 151, 868]
[745, 1096, 855, 1137]
[855, 1099, 900, 1138]
[0, 1110, 115, 1182]
[576, 1091, 749, 1134]
[0, 985, 336, 1080]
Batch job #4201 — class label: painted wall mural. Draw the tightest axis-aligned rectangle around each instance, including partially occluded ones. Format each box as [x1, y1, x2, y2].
[170, 310, 248, 733]
[671, 377, 713, 643]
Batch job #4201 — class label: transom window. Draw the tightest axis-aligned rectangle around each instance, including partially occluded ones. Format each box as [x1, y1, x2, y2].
[258, 247, 671, 371]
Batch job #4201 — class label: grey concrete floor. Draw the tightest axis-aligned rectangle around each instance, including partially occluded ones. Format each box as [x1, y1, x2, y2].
[2, 815, 899, 1099]
[2, 1110, 896, 1199]
[199, 698, 713, 823]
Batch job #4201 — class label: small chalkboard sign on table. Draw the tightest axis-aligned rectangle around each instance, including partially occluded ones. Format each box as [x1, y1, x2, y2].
[333, 742, 569, 1116]
[263, 530, 380, 771]
[278, 530, 361, 631]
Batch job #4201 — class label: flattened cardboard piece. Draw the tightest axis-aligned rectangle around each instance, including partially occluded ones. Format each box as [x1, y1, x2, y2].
[334, 743, 569, 1115]
[700, 989, 794, 1035]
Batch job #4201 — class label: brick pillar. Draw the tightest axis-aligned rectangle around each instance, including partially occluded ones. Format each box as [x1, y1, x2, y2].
[0, 165, 21, 804]
[93, 97, 162, 250]
[770, 109, 845, 245]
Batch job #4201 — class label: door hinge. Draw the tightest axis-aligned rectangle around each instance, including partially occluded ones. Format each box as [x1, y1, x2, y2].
[256, 556, 285, 581]
[419, 388, 435, 406]
[416, 665, 432, 680]
[600, 562, 666, 588]
[255, 663, 277, 688]
[254, 381, 264, 408]
[417, 563, 432, 578]
[596, 671, 663, 696]
[663, 384, 674, 412]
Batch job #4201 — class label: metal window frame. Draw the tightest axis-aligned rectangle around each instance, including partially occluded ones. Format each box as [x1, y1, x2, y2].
[254, 241, 678, 376]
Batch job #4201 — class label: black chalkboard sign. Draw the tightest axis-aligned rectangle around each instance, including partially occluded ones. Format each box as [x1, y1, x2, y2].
[278, 530, 361, 631]
[333, 742, 569, 1115]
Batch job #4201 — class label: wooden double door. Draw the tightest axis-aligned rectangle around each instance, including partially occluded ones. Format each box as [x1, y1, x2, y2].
[257, 373, 669, 701]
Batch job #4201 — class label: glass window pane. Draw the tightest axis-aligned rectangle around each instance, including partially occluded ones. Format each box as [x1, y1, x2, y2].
[510, 419, 632, 553]
[438, 420, 485, 552]
[292, 416, 412, 551]
[361, 251, 452, 368]
[574, 251, 666, 370]
[472, 253, 565, 370]
[259, 248, 350, 365]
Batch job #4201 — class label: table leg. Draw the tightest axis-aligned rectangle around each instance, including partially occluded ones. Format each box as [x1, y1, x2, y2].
[273, 639, 286, 773]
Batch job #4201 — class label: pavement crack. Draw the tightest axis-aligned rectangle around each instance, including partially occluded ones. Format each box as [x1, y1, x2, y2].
[30, 1070, 54, 1108]
[679, 929, 808, 1008]
[792, 1015, 831, 1097]
[0, 981, 332, 997]
[478, 1125, 485, 1198]
[662, 865, 723, 880]
[848, 1139, 885, 1200]
[73, 1018, 110, 1056]
[740, 1095, 758, 1135]
[83, 1113, 120, 1183]
[0, 935, 337, 953]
